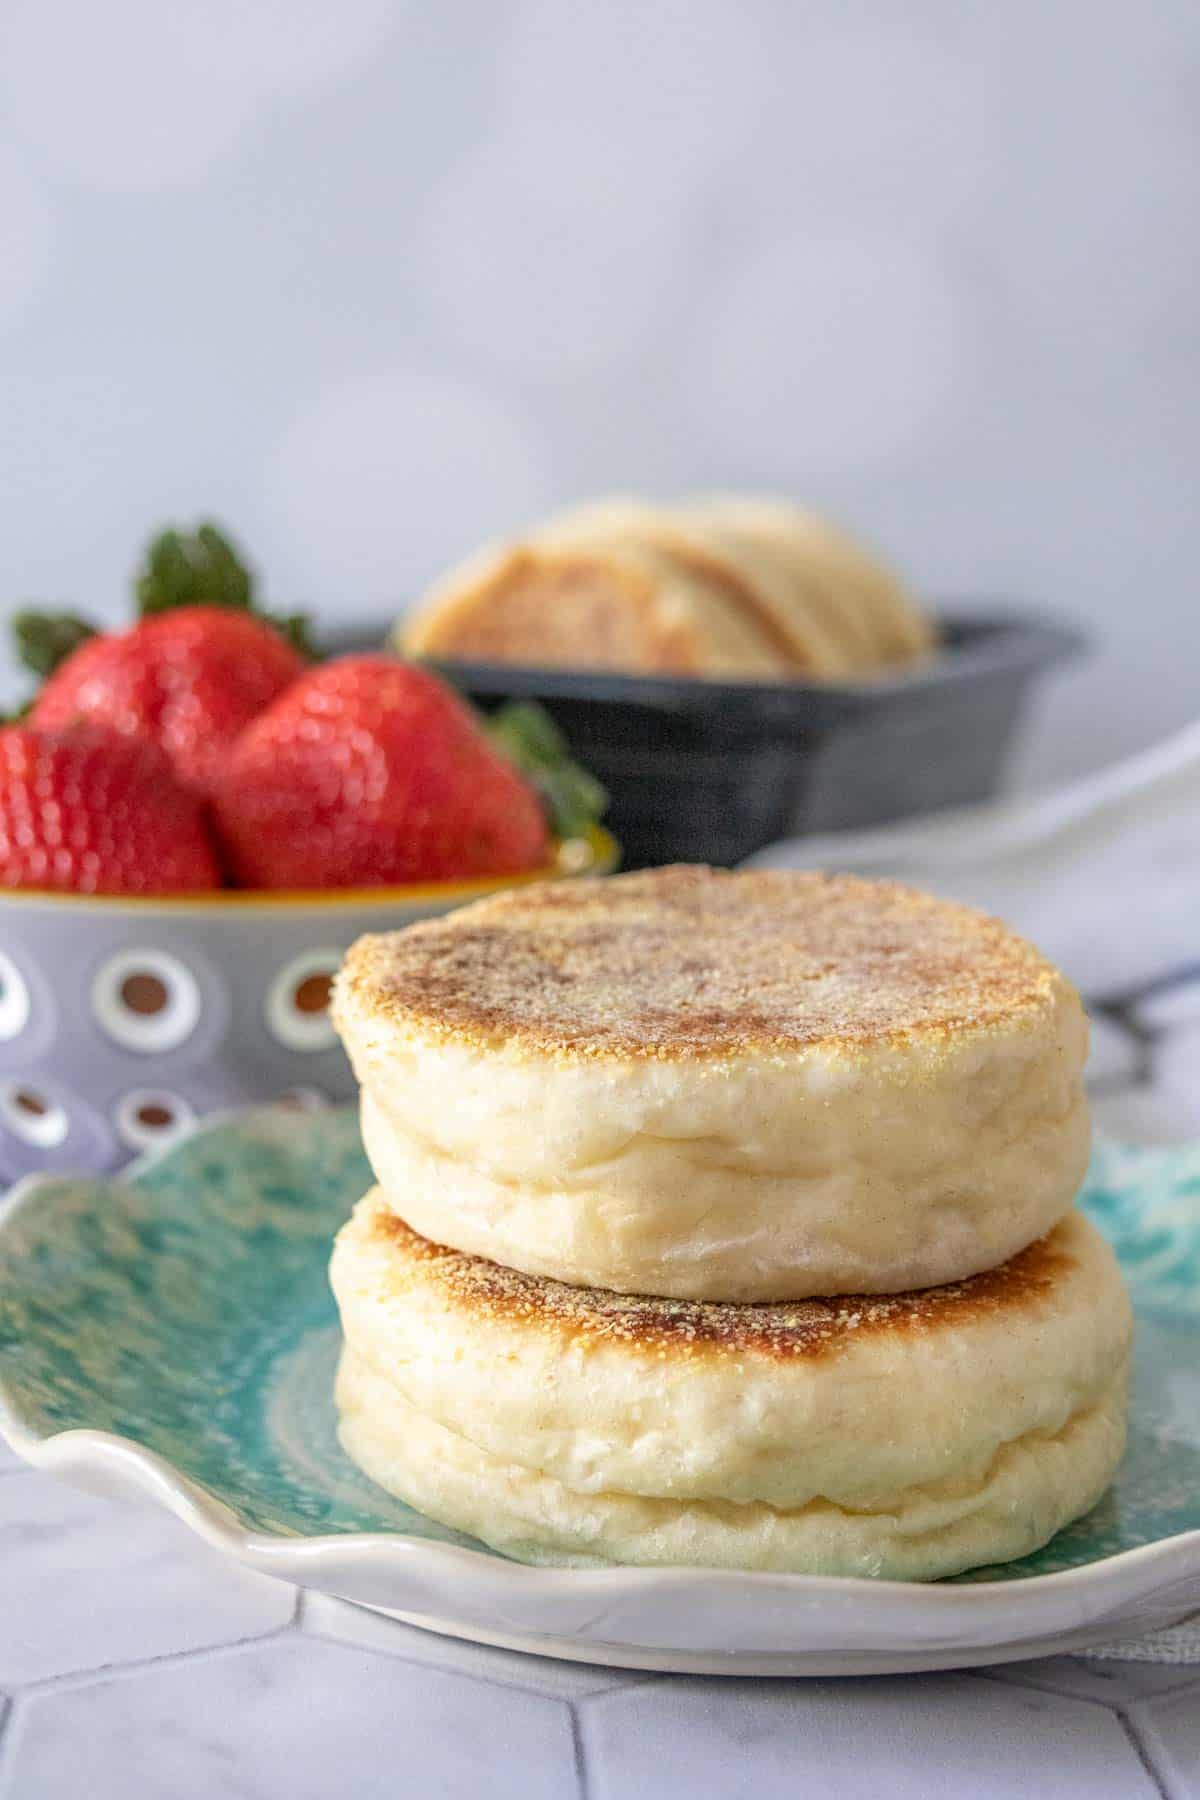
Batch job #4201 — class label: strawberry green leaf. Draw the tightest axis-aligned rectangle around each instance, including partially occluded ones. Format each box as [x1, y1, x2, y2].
[135, 522, 315, 657]
[265, 610, 316, 658]
[488, 700, 608, 839]
[13, 610, 97, 679]
[136, 522, 255, 616]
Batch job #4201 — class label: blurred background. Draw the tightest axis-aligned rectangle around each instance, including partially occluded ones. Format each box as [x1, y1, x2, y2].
[0, 0, 1196, 782]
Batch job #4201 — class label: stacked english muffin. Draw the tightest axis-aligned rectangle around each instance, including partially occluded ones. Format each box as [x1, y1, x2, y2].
[330, 867, 1131, 1580]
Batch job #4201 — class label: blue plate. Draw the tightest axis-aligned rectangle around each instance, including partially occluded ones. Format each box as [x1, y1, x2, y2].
[1, 1108, 1197, 1674]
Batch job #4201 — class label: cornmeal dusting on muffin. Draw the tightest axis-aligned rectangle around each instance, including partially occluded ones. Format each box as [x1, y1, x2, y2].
[369, 1207, 1075, 1361]
[335, 866, 1066, 1062]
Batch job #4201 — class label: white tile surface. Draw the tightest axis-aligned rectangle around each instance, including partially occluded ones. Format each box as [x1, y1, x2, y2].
[1130, 1687, 1200, 1798]
[0, 1471, 294, 1687]
[302, 1591, 644, 1700]
[579, 1674, 1160, 1799]
[983, 1657, 1200, 1704]
[1, 1639, 576, 1800]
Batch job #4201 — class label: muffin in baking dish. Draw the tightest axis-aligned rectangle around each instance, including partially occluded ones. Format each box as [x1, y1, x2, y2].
[400, 496, 935, 682]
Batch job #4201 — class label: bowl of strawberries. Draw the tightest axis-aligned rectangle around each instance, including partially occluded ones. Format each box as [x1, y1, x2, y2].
[0, 526, 614, 1182]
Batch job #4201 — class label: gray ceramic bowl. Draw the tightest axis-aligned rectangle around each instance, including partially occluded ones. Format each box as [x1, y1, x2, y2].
[0, 829, 616, 1182]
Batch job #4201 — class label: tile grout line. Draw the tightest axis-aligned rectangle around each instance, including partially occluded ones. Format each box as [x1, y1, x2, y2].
[961, 1661, 1187, 1786]
[575, 1676, 661, 1709]
[1113, 1705, 1171, 1800]
[0, 1692, 23, 1800]
[973, 1666, 1146, 1710]
[297, 1619, 637, 1703]
[568, 1700, 590, 1800]
[7, 1607, 304, 1701]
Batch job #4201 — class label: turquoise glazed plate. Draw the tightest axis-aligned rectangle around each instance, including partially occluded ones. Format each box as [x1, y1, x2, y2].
[1, 1107, 1198, 1676]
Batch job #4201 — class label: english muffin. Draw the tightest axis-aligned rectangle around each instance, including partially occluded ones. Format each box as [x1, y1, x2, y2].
[532, 498, 854, 675]
[402, 530, 788, 679]
[689, 494, 935, 665]
[333, 867, 1091, 1301]
[400, 496, 933, 681]
[332, 1197, 1130, 1578]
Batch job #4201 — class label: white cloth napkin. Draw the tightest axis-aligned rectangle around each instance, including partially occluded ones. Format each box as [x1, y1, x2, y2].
[752, 718, 1200, 1141]
[1084, 1614, 1200, 1662]
[750, 719, 1200, 1003]
[751, 721, 1200, 1661]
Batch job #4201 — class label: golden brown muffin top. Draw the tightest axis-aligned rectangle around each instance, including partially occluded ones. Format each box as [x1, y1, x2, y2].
[335, 865, 1065, 1062]
[363, 1200, 1084, 1363]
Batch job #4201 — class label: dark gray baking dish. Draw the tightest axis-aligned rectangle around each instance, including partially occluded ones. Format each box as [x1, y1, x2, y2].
[322, 611, 1083, 868]
[427, 612, 1084, 868]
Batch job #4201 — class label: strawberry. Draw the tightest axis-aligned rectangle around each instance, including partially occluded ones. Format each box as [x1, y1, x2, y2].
[213, 657, 551, 888]
[0, 725, 222, 895]
[30, 606, 306, 795]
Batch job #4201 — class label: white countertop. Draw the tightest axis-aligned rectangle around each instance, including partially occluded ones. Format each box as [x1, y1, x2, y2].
[2, 1002, 1198, 1797]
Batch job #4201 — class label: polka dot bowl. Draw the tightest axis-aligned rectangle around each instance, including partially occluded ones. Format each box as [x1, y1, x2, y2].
[0, 828, 616, 1182]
